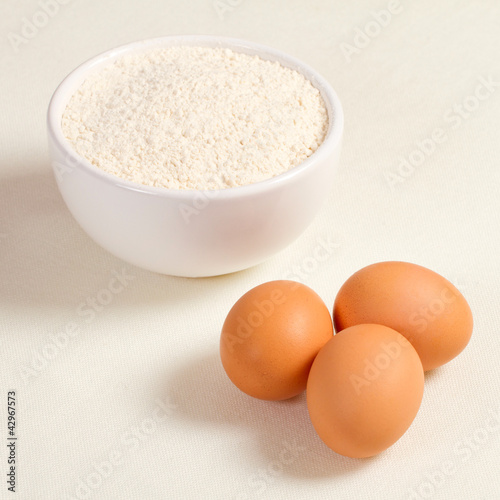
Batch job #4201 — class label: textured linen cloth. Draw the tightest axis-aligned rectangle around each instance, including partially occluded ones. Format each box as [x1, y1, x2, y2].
[1, 1, 499, 499]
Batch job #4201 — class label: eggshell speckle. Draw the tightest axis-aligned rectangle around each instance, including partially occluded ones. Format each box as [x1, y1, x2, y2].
[307, 324, 424, 458]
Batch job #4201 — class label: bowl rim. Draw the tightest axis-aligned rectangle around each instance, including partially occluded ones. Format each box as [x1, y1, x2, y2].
[47, 34, 344, 200]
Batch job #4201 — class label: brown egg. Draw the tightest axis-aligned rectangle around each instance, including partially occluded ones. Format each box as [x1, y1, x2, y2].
[333, 261, 473, 371]
[220, 280, 333, 401]
[307, 324, 424, 458]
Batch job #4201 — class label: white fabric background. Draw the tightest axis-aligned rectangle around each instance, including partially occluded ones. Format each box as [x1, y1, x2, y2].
[1, 1, 500, 499]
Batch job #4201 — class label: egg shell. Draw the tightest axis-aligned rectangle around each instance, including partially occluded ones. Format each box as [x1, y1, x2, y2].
[333, 261, 473, 371]
[220, 280, 333, 401]
[307, 324, 424, 458]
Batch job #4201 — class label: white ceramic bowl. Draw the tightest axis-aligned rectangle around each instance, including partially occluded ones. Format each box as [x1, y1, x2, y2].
[47, 35, 343, 277]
